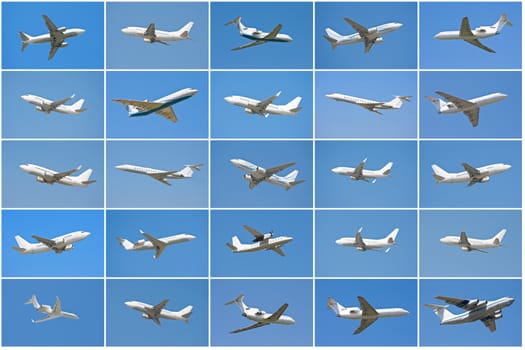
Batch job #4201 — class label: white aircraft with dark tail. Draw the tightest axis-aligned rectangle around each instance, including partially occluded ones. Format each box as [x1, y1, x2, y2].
[19, 163, 96, 187]
[226, 224, 293, 257]
[225, 16, 292, 51]
[326, 93, 410, 115]
[336, 227, 399, 253]
[431, 162, 511, 187]
[230, 158, 304, 190]
[115, 163, 202, 186]
[125, 299, 192, 325]
[224, 91, 302, 118]
[21, 94, 86, 115]
[440, 229, 506, 253]
[12, 231, 90, 255]
[117, 229, 195, 259]
[25, 295, 79, 323]
[332, 158, 393, 183]
[121, 21, 193, 44]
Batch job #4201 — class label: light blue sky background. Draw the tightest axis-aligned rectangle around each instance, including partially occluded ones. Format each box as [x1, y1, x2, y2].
[316, 2, 417, 69]
[420, 2, 522, 69]
[211, 71, 313, 138]
[2, 141, 104, 208]
[316, 71, 417, 138]
[2, 2, 103, 69]
[107, 2, 208, 69]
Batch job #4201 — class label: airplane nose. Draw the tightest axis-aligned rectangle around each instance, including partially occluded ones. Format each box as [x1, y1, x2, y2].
[230, 159, 241, 166]
[124, 301, 133, 307]
[224, 96, 234, 103]
[335, 238, 343, 245]
[19, 164, 30, 172]
[331, 167, 342, 174]
[78, 29, 86, 34]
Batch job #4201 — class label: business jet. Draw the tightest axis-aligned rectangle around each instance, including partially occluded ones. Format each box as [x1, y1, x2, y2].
[12, 231, 90, 255]
[324, 18, 402, 52]
[434, 14, 512, 53]
[225, 16, 292, 51]
[440, 229, 506, 253]
[125, 299, 192, 325]
[230, 158, 305, 190]
[336, 227, 399, 253]
[224, 91, 302, 118]
[25, 295, 79, 323]
[115, 163, 202, 186]
[113, 88, 198, 123]
[121, 21, 193, 44]
[21, 94, 87, 115]
[117, 229, 195, 259]
[431, 162, 511, 187]
[19, 14, 85, 60]
[19, 163, 96, 187]
[226, 224, 293, 256]
[327, 296, 409, 334]
[332, 158, 393, 183]
[425, 295, 514, 332]
[326, 93, 410, 114]
[225, 294, 295, 333]
[425, 91, 507, 127]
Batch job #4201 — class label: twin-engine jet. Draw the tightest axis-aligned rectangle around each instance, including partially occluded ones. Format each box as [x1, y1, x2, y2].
[431, 162, 511, 187]
[326, 93, 410, 115]
[117, 229, 196, 259]
[115, 163, 202, 186]
[25, 295, 79, 323]
[224, 91, 302, 118]
[21, 94, 87, 115]
[225, 16, 292, 51]
[125, 299, 193, 325]
[12, 231, 90, 255]
[440, 229, 506, 253]
[332, 158, 393, 183]
[19, 163, 96, 187]
[121, 21, 194, 45]
[226, 224, 293, 257]
[336, 227, 399, 253]
[230, 158, 304, 190]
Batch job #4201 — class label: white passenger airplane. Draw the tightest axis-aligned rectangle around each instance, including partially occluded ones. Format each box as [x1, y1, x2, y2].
[19, 14, 85, 60]
[25, 295, 79, 323]
[327, 296, 409, 334]
[230, 158, 305, 190]
[113, 88, 198, 123]
[440, 229, 506, 253]
[224, 91, 302, 118]
[225, 16, 293, 51]
[425, 295, 514, 332]
[332, 158, 393, 183]
[12, 231, 90, 255]
[125, 299, 193, 325]
[117, 229, 195, 259]
[431, 162, 511, 187]
[425, 91, 507, 127]
[121, 21, 193, 44]
[434, 14, 512, 53]
[326, 93, 410, 115]
[226, 224, 293, 256]
[324, 18, 402, 52]
[21, 94, 87, 115]
[225, 294, 295, 333]
[115, 163, 202, 186]
[19, 163, 96, 187]
[336, 227, 399, 253]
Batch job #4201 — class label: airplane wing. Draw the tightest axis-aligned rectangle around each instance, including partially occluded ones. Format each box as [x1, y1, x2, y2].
[267, 303, 288, 322]
[149, 175, 172, 186]
[462, 108, 480, 127]
[461, 162, 481, 178]
[142, 232, 168, 259]
[113, 99, 178, 122]
[231, 40, 267, 51]
[32, 314, 55, 323]
[255, 92, 281, 113]
[354, 160, 366, 178]
[344, 18, 369, 36]
[263, 24, 283, 40]
[31, 235, 57, 248]
[50, 95, 74, 109]
[354, 317, 378, 335]
[43, 15, 65, 60]
[355, 230, 366, 250]
[271, 246, 285, 256]
[152, 299, 170, 315]
[43, 14, 58, 33]
[154, 106, 178, 122]
[459, 17, 495, 53]
[266, 162, 296, 177]
[464, 38, 496, 54]
[434, 91, 479, 126]
[50, 166, 82, 181]
[481, 315, 497, 332]
[360, 103, 383, 115]
[145, 23, 156, 37]
[48, 46, 60, 60]
[459, 232, 470, 247]
[243, 224, 264, 240]
[60, 311, 80, 320]
[230, 321, 269, 333]
[435, 296, 479, 311]
[357, 296, 379, 317]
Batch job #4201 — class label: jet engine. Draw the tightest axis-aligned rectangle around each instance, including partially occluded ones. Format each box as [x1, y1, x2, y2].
[57, 26, 66, 32]
[243, 174, 253, 182]
[461, 246, 471, 252]
[36, 176, 53, 184]
[35, 105, 52, 113]
[144, 38, 153, 43]
[60, 42, 68, 48]
[142, 313, 151, 319]
[64, 244, 74, 251]
[135, 239, 146, 246]
[244, 108, 255, 114]
[466, 299, 479, 307]
[480, 176, 490, 183]
[374, 37, 384, 44]
[494, 310, 502, 319]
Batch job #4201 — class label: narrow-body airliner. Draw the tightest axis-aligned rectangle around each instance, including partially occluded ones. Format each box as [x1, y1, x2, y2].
[225, 16, 292, 51]
[117, 229, 195, 259]
[332, 158, 393, 183]
[336, 227, 399, 253]
[12, 231, 90, 254]
[21, 94, 86, 115]
[19, 163, 96, 187]
[25, 295, 79, 323]
[224, 91, 302, 118]
[125, 299, 192, 325]
[122, 21, 193, 44]
[115, 163, 202, 186]
[326, 93, 410, 114]
[226, 224, 293, 256]
[230, 158, 304, 190]
[431, 162, 511, 186]
[440, 229, 506, 252]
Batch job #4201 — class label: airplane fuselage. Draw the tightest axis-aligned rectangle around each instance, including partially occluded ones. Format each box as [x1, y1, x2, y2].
[243, 308, 296, 325]
[115, 164, 187, 179]
[440, 297, 514, 325]
[14, 231, 90, 254]
[331, 167, 389, 179]
[21, 29, 84, 45]
[240, 28, 292, 42]
[439, 93, 507, 114]
[440, 236, 503, 250]
[436, 163, 511, 184]
[121, 26, 192, 42]
[128, 88, 198, 117]
[435, 26, 499, 41]
[20, 94, 82, 115]
[126, 234, 195, 251]
[19, 163, 90, 187]
[335, 237, 392, 250]
[224, 95, 298, 116]
[333, 23, 402, 45]
[232, 236, 293, 253]
[124, 301, 189, 321]
[338, 307, 409, 320]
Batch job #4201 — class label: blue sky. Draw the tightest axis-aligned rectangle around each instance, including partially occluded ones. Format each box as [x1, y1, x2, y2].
[106, 210, 207, 277]
[420, 71, 521, 138]
[211, 2, 313, 69]
[107, 71, 208, 138]
[2, 2, 103, 69]
[316, 2, 417, 69]
[2, 141, 104, 208]
[211, 210, 312, 277]
[107, 279, 208, 346]
[420, 278, 521, 346]
[420, 2, 522, 69]
[211, 71, 313, 138]
[420, 210, 521, 277]
[316, 279, 417, 346]
[211, 279, 312, 346]
[420, 141, 521, 208]
[211, 141, 313, 208]
[107, 2, 208, 69]
[316, 210, 416, 277]
[2, 71, 103, 139]
[316, 141, 417, 208]
[2, 279, 103, 346]
[316, 71, 417, 138]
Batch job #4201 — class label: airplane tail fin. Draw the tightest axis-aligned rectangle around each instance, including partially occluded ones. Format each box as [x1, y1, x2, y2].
[178, 21, 194, 39]
[18, 32, 31, 51]
[380, 162, 394, 176]
[283, 170, 305, 190]
[179, 305, 193, 323]
[25, 294, 41, 309]
[324, 28, 341, 49]
[73, 169, 96, 185]
[71, 99, 87, 113]
[285, 97, 302, 114]
[327, 297, 344, 316]
[492, 229, 506, 246]
[226, 236, 241, 251]
[225, 16, 244, 30]
[225, 294, 248, 313]
[117, 237, 134, 250]
[425, 95, 447, 113]
[284, 169, 299, 181]
[126, 104, 140, 116]
[431, 164, 449, 182]
[387, 96, 411, 109]
[425, 304, 455, 323]
[495, 14, 512, 32]
[179, 163, 203, 178]
[386, 228, 399, 244]
[12, 235, 32, 253]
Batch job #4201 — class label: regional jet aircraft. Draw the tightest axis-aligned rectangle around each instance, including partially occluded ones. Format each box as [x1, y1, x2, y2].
[121, 21, 193, 44]
[125, 299, 192, 325]
[25, 295, 79, 323]
[21, 94, 87, 115]
[332, 158, 393, 183]
[440, 229, 506, 253]
[19, 163, 96, 187]
[431, 162, 511, 186]
[19, 14, 85, 60]
[12, 231, 90, 255]
[225, 294, 295, 333]
[326, 93, 410, 114]
[226, 224, 293, 256]
[224, 91, 302, 118]
[225, 16, 292, 51]
[117, 229, 195, 259]
[327, 296, 409, 334]
[336, 227, 399, 253]
[230, 158, 305, 190]
[115, 163, 202, 186]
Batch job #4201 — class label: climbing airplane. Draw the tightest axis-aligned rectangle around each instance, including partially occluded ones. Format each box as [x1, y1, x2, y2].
[125, 299, 193, 325]
[21, 94, 87, 115]
[25, 295, 79, 323]
[226, 224, 293, 256]
[431, 162, 511, 186]
[115, 163, 202, 186]
[12, 231, 90, 255]
[121, 21, 193, 44]
[117, 229, 195, 259]
[230, 158, 305, 190]
[224, 91, 302, 118]
[336, 227, 399, 253]
[225, 16, 292, 51]
[440, 229, 506, 253]
[326, 93, 410, 114]
[332, 158, 393, 183]
[19, 163, 96, 187]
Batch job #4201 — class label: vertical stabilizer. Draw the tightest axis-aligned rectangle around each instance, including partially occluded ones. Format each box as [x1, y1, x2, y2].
[284, 97, 302, 113]
[25, 294, 41, 309]
[327, 297, 345, 316]
[13, 235, 32, 252]
[495, 14, 512, 32]
[425, 304, 455, 323]
[225, 294, 248, 313]
[492, 229, 506, 245]
[380, 162, 394, 176]
[431, 164, 449, 182]
[425, 96, 447, 113]
[117, 237, 134, 250]
[324, 28, 342, 49]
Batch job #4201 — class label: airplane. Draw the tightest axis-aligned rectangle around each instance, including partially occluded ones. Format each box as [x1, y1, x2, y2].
[121, 21, 194, 45]
[326, 93, 410, 115]
[225, 16, 292, 51]
[230, 158, 305, 190]
[117, 229, 196, 259]
[332, 158, 393, 183]
[434, 14, 512, 53]
[324, 18, 403, 52]
[425, 91, 507, 127]
[226, 224, 293, 256]
[224, 91, 302, 118]
[425, 295, 515, 332]
[225, 294, 295, 333]
[336, 227, 399, 253]
[327, 296, 409, 334]
[19, 163, 96, 187]
[440, 229, 506, 253]
[25, 294, 79, 323]
[431, 162, 511, 187]
[113, 88, 198, 123]
[124, 299, 192, 325]
[115, 163, 203, 186]
[21, 94, 87, 115]
[19, 14, 85, 60]
[12, 231, 91, 255]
